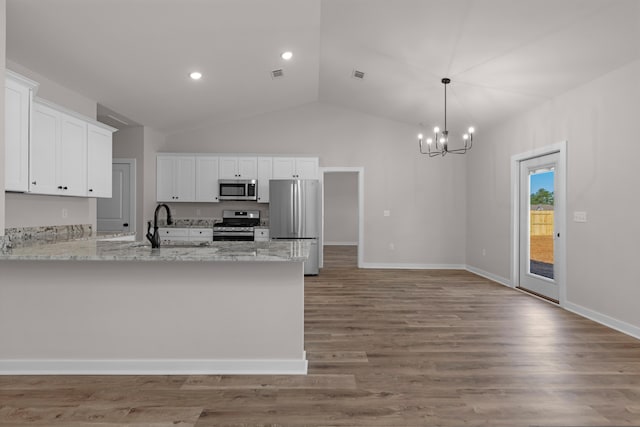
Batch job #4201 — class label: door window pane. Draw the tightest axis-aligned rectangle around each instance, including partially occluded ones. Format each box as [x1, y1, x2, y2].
[529, 169, 554, 279]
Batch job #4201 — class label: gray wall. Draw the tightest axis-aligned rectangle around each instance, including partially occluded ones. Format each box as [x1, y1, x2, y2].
[0, 0, 6, 235]
[466, 59, 640, 331]
[5, 60, 99, 230]
[160, 102, 467, 266]
[323, 172, 358, 245]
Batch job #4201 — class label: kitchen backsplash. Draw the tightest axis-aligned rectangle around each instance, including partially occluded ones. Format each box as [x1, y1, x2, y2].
[3, 224, 93, 248]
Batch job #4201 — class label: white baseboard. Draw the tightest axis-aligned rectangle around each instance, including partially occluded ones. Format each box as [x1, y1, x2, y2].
[324, 241, 358, 246]
[0, 357, 308, 375]
[466, 265, 640, 341]
[361, 262, 466, 270]
[565, 302, 640, 340]
[465, 265, 512, 287]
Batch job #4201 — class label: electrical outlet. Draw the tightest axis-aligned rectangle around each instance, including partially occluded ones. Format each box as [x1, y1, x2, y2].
[389, 243, 395, 250]
[196, 209, 201, 216]
[61, 208, 68, 218]
[482, 248, 486, 256]
[383, 210, 391, 217]
[573, 211, 587, 222]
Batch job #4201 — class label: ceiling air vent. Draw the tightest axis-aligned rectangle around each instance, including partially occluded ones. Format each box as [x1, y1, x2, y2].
[352, 69, 365, 80]
[271, 69, 284, 79]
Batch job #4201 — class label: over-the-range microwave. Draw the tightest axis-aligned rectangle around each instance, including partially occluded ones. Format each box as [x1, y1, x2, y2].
[218, 179, 258, 201]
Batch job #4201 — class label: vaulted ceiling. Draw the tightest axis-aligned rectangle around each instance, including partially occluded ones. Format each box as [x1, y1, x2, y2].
[7, 0, 640, 136]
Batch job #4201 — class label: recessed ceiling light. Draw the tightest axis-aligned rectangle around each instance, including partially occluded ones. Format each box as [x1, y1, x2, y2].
[189, 71, 202, 80]
[281, 51, 293, 61]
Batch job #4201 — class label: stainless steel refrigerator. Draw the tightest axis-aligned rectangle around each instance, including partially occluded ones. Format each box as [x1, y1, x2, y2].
[269, 179, 320, 275]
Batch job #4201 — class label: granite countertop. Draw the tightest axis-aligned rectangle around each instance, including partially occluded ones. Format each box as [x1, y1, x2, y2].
[0, 239, 309, 262]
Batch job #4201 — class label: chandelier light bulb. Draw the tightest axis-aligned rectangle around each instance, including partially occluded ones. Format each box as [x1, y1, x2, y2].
[418, 77, 475, 157]
[281, 51, 293, 60]
[189, 71, 202, 80]
[418, 133, 424, 141]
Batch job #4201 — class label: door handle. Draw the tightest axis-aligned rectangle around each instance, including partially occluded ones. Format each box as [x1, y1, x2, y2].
[123, 223, 129, 227]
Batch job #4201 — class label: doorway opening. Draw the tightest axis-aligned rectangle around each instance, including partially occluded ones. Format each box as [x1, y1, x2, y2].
[320, 167, 364, 269]
[511, 143, 566, 304]
[97, 159, 136, 235]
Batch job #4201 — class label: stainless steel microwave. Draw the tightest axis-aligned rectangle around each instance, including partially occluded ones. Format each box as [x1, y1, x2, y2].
[218, 179, 258, 201]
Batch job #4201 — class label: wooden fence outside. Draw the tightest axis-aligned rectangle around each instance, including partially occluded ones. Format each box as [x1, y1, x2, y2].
[530, 211, 554, 236]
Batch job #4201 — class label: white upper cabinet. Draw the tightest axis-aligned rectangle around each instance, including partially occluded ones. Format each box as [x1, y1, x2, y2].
[87, 124, 113, 198]
[4, 71, 38, 192]
[219, 156, 257, 180]
[58, 113, 88, 197]
[30, 102, 60, 195]
[257, 157, 273, 203]
[195, 156, 219, 202]
[156, 154, 196, 202]
[30, 98, 114, 198]
[272, 157, 318, 179]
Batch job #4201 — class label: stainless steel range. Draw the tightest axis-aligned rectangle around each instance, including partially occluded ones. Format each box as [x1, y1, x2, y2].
[213, 210, 260, 241]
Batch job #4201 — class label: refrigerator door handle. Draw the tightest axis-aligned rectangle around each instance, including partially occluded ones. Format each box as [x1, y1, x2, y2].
[291, 181, 296, 235]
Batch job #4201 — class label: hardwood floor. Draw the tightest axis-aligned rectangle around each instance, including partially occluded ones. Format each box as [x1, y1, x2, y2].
[2, 245, 640, 426]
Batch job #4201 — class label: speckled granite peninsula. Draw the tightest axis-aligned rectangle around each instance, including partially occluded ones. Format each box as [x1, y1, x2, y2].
[0, 238, 309, 262]
[0, 238, 310, 376]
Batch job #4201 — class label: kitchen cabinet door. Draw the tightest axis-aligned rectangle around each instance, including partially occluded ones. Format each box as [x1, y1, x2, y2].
[237, 157, 258, 179]
[272, 157, 318, 179]
[156, 155, 196, 202]
[87, 124, 113, 198]
[293, 157, 318, 179]
[156, 156, 175, 202]
[196, 156, 219, 202]
[257, 157, 272, 203]
[218, 156, 258, 179]
[271, 157, 296, 179]
[30, 102, 60, 195]
[58, 113, 88, 196]
[4, 72, 37, 192]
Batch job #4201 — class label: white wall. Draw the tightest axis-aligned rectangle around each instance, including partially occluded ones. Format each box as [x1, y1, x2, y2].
[162, 102, 467, 266]
[466, 60, 640, 330]
[5, 61, 98, 230]
[0, 0, 6, 236]
[324, 172, 358, 245]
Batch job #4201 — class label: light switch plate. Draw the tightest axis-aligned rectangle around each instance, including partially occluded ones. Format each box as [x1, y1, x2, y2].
[383, 210, 391, 217]
[573, 211, 587, 222]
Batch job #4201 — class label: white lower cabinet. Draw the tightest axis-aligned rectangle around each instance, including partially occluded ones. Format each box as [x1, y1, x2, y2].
[159, 228, 213, 244]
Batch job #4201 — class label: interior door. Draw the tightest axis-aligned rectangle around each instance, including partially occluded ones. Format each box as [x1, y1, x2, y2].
[97, 162, 131, 233]
[519, 152, 560, 301]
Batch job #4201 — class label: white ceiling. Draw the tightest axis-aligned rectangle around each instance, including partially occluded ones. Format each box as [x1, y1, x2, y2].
[7, 0, 640, 136]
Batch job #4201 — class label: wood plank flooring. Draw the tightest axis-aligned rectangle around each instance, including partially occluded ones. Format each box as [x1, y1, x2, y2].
[2, 245, 640, 426]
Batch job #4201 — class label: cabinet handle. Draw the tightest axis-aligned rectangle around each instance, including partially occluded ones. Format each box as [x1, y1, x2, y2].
[89, 189, 93, 192]
[58, 186, 63, 189]
[63, 186, 68, 190]
[32, 181, 37, 185]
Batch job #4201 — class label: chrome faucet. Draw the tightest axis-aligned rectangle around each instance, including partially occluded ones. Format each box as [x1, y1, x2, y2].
[146, 203, 173, 248]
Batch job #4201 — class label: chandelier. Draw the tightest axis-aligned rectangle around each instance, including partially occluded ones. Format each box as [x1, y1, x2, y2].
[418, 78, 475, 157]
